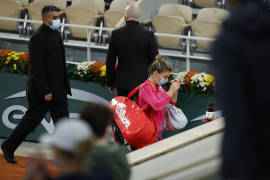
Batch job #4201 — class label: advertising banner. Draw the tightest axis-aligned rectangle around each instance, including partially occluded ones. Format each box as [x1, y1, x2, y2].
[0, 72, 221, 141]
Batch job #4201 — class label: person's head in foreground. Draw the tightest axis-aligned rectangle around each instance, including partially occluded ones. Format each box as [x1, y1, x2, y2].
[40, 118, 94, 174]
[148, 55, 172, 86]
[125, 4, 140, 22]
[80, 102, 114, 145]
[41, 5, 61, 30]
[80, 102, 131, 180]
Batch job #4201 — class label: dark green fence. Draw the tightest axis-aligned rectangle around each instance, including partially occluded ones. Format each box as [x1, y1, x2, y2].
[0, 72, 220, 141]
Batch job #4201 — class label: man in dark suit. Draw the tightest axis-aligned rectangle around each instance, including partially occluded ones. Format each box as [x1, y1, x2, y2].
[212, 0, 270, 179]
[1, 5, 71, 164]
[106, 4, 159, 97]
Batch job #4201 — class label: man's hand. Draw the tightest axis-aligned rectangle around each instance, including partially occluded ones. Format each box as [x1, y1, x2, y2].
[108, 87, 117, 95]
[45, 93, 52, 101]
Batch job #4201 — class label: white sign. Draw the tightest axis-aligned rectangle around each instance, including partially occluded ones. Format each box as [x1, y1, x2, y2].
[115, 102, 131, 129]
[2, 88, 110, 134]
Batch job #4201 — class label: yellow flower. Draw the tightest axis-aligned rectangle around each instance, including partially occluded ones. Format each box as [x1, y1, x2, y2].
[5, 56, 12, 64]
[13, 64, 17, 70]
[100, 71, 106, 77]
[100, 65, 106, 72]
[99, 65, 106, 77]
[8, 52, 14, 56]
[204, 75, 215, 86]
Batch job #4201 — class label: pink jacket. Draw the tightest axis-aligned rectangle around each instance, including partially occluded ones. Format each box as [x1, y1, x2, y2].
[138, 80, 176, 140]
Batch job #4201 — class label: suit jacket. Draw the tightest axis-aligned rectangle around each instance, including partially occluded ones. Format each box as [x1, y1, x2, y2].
[27, 24, 71, 101]
[106, 21, 159, 90]
[212, 1, 270, 179]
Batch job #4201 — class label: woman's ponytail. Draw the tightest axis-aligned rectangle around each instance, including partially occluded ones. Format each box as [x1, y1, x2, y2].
[148, 55, 172, 75]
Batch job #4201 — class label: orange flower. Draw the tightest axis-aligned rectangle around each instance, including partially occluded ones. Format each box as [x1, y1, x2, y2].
[0, 49, 13, 59]
[90, 62, 105, 72]
[19, 52, 29, 61]
[184, 71, 199, 85]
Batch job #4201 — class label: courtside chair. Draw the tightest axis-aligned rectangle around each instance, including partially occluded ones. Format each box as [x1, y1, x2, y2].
[104, 0, 135, 29]
[141, 3, 192, 50]
[190, 8, 229, 52]
[104, 0, 132, 29]
[109, 0, 134, 11]
[103, 10, 125, 46]
[27, 0, 66, 35]
[27, 1, 47, 32]
[196, 7, 229, 22]
[9, 0, 30, 7]
[71, 0, 105, 15]
[103, 0, 135, 44]
[190, 19, 222, 52]
[104, 10, 125, 29]
[65, 6, 100, 39]
[158, 4, 192, 24]
[152, 15, 189, 50]
[0, 0, 25, 35]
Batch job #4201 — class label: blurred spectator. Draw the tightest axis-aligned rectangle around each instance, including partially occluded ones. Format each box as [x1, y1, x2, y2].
[138, 55, 180, 141]
[212, 0, 270, 179]
[106, 4, 159, 97]
[80, 102, 131, 180]
[24, 118, 112, 180]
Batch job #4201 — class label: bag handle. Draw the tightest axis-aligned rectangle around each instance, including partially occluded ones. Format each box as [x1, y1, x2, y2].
[127, 84, 149, 111]
[127, 84, 142, 99]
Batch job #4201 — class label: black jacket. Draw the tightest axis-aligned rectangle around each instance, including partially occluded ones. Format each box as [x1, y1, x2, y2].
[212, 1, 270, 179]
[27, 24, 71, 101]
[106, 21, 159, 90]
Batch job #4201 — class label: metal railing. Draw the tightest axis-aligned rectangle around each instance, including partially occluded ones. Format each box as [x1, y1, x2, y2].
[0, 16, 214, 71]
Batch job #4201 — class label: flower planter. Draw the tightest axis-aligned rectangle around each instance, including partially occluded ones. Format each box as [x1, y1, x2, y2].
[0, 72, 220, 141]
[1, 50, 221, 141]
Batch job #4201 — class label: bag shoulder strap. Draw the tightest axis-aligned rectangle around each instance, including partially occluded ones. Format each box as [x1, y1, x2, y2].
[127, 83, 149, 111]
[127, 84, 143, 99]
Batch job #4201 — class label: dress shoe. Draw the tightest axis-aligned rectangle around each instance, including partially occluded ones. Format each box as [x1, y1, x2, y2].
[1, 143, 17, 164]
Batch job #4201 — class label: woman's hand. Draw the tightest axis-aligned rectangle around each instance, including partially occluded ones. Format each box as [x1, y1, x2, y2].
[168, 81, 180, 97]
[170, 81, 180, 91]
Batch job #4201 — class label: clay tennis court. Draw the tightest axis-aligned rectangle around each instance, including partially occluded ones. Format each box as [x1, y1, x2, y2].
[0, 154, 58, 180]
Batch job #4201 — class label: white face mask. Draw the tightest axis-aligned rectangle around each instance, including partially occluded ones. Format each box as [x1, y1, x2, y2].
[49, 19, 61, 30]
[157, 75, 167, 86]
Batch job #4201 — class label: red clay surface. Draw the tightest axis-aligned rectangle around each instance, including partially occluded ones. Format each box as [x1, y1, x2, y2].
[0, 154, 59, 180]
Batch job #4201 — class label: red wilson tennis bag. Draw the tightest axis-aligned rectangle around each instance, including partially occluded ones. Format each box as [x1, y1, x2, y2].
[109, 85, 158, 148]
